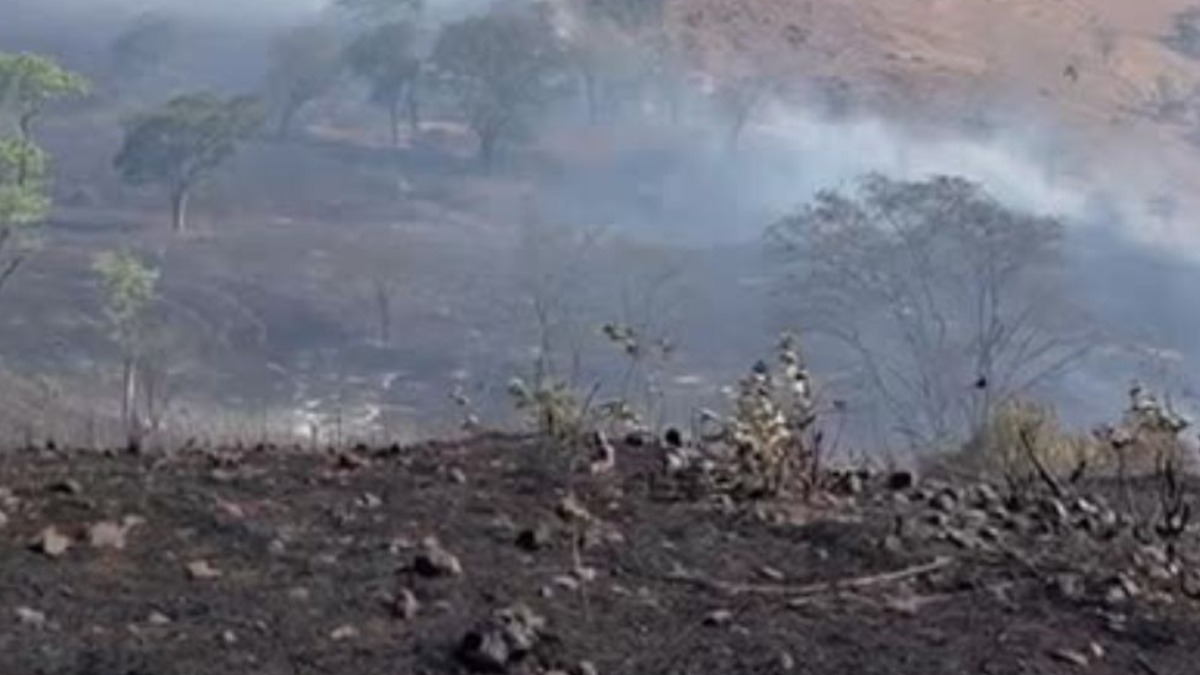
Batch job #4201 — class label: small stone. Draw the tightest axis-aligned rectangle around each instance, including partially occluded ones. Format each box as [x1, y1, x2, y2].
[972, 484, 1001, 508]
[147, 612, 172, 626]
[87, 521, 130, 550]
[15, 607, 46, 628]
[31, 527, 71, 558]
[392, 588, 420, 620]
[412, 537, 462, 577]
[778, 652, 796, 671]
[516, 523, 554, 552]
[187, 560, 222, 580]
[944, 529, 977, 550]
[220, 630, 238, 646]
[357, 492, 383, 509]
[703, 609, 734, 626]
[330, 624, 359, 641]
[930, 490, 958, 513]
[575, 661, 599, 675]
[49, 479, 82, 495]
[288, 587, 311, 602]
[574, 566, 598, 583]
[1049, 648, 1089, 667]
[553, 575, 580, 591]
[886, 471, 914, 491]
[448, 468, 468, 485]
[556, 494, 592, 523]
[0, 509, 8, 529]
[1051, 573, 1085, 602]
[759, 566, 786, 582]
[458, 604, 545, 672]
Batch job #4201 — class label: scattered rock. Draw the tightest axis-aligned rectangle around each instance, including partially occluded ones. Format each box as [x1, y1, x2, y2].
[930, 489, 958, 513]
[186, 560, 222, 580]
[48, 479, 82, 495]
[516, 523, 554, 552]
[31, 526, 71, 558]
[413, 537, 463, 578]
[146, 612, 172, 626]
[575, 661, 599, 675]
[1051, 573, 1085, 602]
[220, 630, 238, 646]
[15, 607, 46, 628]
[288, 587, 311, 602]
[458, 604, 546, 672]
[392, 588, 420, 621]
[556, 494, 593, 524]
[357, 492, 383, 509]
[759, 565, 786, 582]
[330, 624, 359, 641]
[886, 471, 914, 491]
[971, 484, 1001, 508]
[1049, 648, 1089, 667]
[0, 509, 7, 530]
[703, 609, 734, 627]
[88, 520, 133, 550]
[448, 468, 468, 485]
[777, 652, 796, 671]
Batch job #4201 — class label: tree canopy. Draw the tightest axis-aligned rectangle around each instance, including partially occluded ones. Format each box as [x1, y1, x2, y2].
[114, 93, 264, 232]
[264, 22, 343, 138]
[433, 6, 569, 165]
[345, 20, 422, 146]
[769, 174, 1093, 449]
[0, 53, 90, 139]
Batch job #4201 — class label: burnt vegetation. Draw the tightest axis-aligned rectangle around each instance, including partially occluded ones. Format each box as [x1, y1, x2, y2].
[1, 1, 1200, 674]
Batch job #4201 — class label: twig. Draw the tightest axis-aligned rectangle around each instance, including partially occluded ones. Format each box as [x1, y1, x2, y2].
[1019, 427, 1065, 499]
[664, 556, 955, 599]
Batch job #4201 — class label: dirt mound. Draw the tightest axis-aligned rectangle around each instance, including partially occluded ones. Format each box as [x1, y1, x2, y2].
[0, 435, 1198, 674]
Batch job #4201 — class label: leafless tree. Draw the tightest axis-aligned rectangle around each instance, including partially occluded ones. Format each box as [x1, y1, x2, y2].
[769, 174, 1095, 450]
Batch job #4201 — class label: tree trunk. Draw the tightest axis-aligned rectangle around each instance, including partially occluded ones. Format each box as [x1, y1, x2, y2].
[406, 81, 421, 136]
[171, 185, 190, 233]
[15, 113, 35, 187]
[388, 99, 401, 148]
[121, 355, 139, 445]
[374, 281, 393, 346]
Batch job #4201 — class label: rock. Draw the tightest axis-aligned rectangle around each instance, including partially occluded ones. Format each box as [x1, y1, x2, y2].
[944, 529, 977, 550]
[330, 624, 359, 641]
[147, 612, 172, 626]
[88, 521, 132, 550]
[960, 509, 990, 530]
[31, 526, 71, 558]
[48, 479, 82, 495]
[930, 490, 958, 513]
[0, 509, 7, 529]
[971, 484, 1001, 508]
[357, 492, 383, 509]
[556, 494, 593, 524]
[703, 609, 734, 626]
[220, 630, 238, 646]
[413, 537, 463, 578]
[1049, 648, 1089, 667]
[448, 468, 468, 485]
[288, 587, 311, 602]
[575, 661, 599, 675]
[458, 604, 546, 672]
[1040, 497, 1070, 526]
[1051, 573, 1085, 602]
[759, 566, 786, 582]
[886, 471, 914, 491]
[574, 566, 598, 583]
[186, 560, 222, 580]
[15, 607, 46, 628]
[589, 430, 617, 475]
[392, 588, 420, 621]
[516, 523, 554, 552]
[777, 652, 796, 671]
[1103, 575, 1140, 607]
[553, 575, 580, 591]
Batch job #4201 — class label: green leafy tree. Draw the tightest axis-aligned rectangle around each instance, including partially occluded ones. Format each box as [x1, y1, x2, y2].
[264, 22, 343, 139]
[0, 53, 88, 185]
[346, 21, 423, 146]
[94, 251, 160, 446]
[114, 93, 265, 232]
[433, 6, 570, 166]
[0, 137, 48, 295]
[0, 53, 90, 142]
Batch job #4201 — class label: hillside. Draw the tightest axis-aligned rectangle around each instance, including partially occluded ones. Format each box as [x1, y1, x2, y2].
[675, 0, 1200, 247]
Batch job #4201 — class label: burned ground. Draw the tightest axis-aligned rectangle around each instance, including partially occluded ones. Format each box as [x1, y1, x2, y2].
[0, 436, 1198, 674]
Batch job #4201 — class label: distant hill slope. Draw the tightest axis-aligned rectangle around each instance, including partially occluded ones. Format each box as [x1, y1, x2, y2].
[673, 0, 1200, 248]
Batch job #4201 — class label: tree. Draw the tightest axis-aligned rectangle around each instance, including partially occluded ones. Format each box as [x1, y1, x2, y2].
[0, 53, 89, 184]
[0, 53, 90, 141]
[433, 6, 569, 166]
[93, 250, 160, 447]
[0, 137, 49, 296]
[335, 0, 422, 23]
[114, 93, 264, 232]
[345, 21, 423, 146]
[714, 73, 777, 152]
[769, 174, 1094, 450]
[110, 12, 176, 85]
[264, 22, 343, 139]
